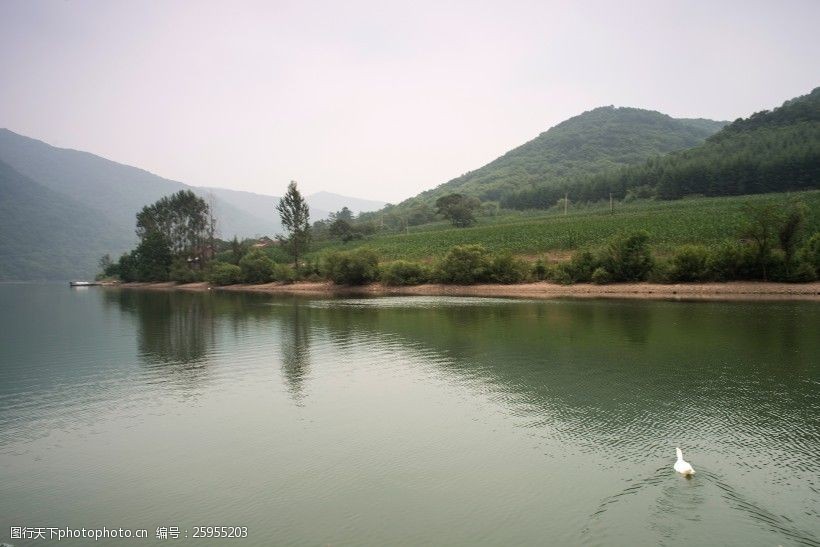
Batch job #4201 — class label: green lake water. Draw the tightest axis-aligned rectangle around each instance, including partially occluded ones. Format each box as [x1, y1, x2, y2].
[0, 284, 818, 546]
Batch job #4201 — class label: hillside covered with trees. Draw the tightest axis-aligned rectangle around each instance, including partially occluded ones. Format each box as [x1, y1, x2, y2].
[504, 87, 820, 208]
[405, 107, 726, 205]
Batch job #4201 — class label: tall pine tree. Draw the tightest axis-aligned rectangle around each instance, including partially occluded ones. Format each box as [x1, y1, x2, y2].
[276, 181, 311, 267]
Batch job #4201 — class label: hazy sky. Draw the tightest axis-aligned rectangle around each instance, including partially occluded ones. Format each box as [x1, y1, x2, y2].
[1, 0, 818, 202]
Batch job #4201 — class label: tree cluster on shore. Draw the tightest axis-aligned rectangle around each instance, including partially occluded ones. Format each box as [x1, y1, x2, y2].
[100, 181, 820, 288]
[100, 190, 216, 283]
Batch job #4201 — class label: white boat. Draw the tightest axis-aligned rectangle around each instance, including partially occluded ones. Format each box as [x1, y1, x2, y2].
[69, 281, 98, 287]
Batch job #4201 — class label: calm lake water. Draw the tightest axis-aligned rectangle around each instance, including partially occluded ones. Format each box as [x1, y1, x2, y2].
[0, 284, 818, 546]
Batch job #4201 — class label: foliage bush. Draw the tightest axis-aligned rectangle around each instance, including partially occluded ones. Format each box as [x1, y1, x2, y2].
[324, 249, 380, 285]
[297, 258, 322, 279]
[668, 245, 710, 282]
[798, 232, 820, 278]
[381, 261, 431, 286]
[600, 231, 654, 282]
[531, 258, 549, 281]
[488, 253, 530, 284]
[646, 259, 671, 283]
[706, 241, 748, 281]
[591, 267, 612, 284]
[114, 252, 138, 282]
[787, 260, 817, 282]
[550, 267, 573, 285]
[272, 263, 297, 283]
[169, 258, 199, 283]
[209, 262, 242, 286]
[553, 250, 598, 284]
[435, 244, 492, 284]
[239, 249, 275, 283]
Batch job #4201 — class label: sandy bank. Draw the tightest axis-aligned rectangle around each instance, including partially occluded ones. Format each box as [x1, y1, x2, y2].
[114, 280, 820, 301]
[115, 281, 211, 291]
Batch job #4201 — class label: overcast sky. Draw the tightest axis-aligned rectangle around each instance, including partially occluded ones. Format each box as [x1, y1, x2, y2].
[1, 0, 817, 202]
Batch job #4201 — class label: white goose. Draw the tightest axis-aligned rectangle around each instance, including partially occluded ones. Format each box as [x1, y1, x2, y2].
[674, 447, 695, 476]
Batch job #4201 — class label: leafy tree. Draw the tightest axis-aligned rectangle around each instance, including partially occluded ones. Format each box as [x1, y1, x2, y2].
[136, 190, 211, 257]
[134, 231, 172, 281]
[435, 194, 481, 227]
[778, 202, 807, 275]
[229, 236, 249, 265]
[799, 232, 820, 277]
[276, 181, 311, 266]
[116, 252, 138, 282]
[407, 203, 436, 226]
[205, 192, 218, 259]
[331, 207, 354, 222]
[329, 218, 356, 242]
[98, 254, 113, 272]
[741, 202, 780, 280]
[97, 254, 119, 279]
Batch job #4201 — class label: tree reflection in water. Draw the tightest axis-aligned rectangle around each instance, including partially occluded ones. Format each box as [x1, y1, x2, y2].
[104, 290, 215, 387]
[279, 300, 312, 404]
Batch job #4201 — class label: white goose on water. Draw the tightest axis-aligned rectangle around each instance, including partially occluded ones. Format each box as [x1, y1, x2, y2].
[674, 447, 695, 476]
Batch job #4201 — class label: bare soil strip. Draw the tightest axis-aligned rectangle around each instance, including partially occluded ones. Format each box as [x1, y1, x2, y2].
[112, 281, 820, 301]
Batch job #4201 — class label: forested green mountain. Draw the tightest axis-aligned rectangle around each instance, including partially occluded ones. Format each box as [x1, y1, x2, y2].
[504, 87, 820, 208]
[406, 107, 726, 206]
[0, 160, 129, 280]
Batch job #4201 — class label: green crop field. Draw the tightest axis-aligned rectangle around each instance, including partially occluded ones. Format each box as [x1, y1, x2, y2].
[309, 191, 820, 261]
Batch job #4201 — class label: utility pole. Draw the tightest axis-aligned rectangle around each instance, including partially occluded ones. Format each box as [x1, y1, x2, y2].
[610, 192, 613, 214]
[564, 193, 568, 216]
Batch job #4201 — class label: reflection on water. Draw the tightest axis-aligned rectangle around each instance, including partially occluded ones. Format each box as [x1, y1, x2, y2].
[280, 300, 312, 403]
[0, 286, 818, 546]
[104, 290, 216, 384]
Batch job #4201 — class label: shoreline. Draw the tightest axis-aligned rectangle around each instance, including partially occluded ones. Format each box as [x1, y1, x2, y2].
[111, 280, 820, 301]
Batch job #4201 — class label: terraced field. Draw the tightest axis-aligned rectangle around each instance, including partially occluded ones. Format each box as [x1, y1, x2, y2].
[309, 191, 820, 261]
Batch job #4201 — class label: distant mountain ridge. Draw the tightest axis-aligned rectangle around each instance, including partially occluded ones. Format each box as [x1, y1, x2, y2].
[201, 187, 386, 235]
[0, 159, 130, 280]
[401, 106, 727, 207]
[0, 129, 383, 280]
[0, 129, 274, 239]
[305, 191, 386, 214]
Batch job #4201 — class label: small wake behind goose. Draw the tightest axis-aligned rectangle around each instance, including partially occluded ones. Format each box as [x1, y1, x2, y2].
[674, 447, 695, 476]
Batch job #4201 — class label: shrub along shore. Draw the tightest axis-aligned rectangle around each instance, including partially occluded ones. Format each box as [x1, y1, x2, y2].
[110, 225, 820, 301]
[201, 224, 820, 288]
